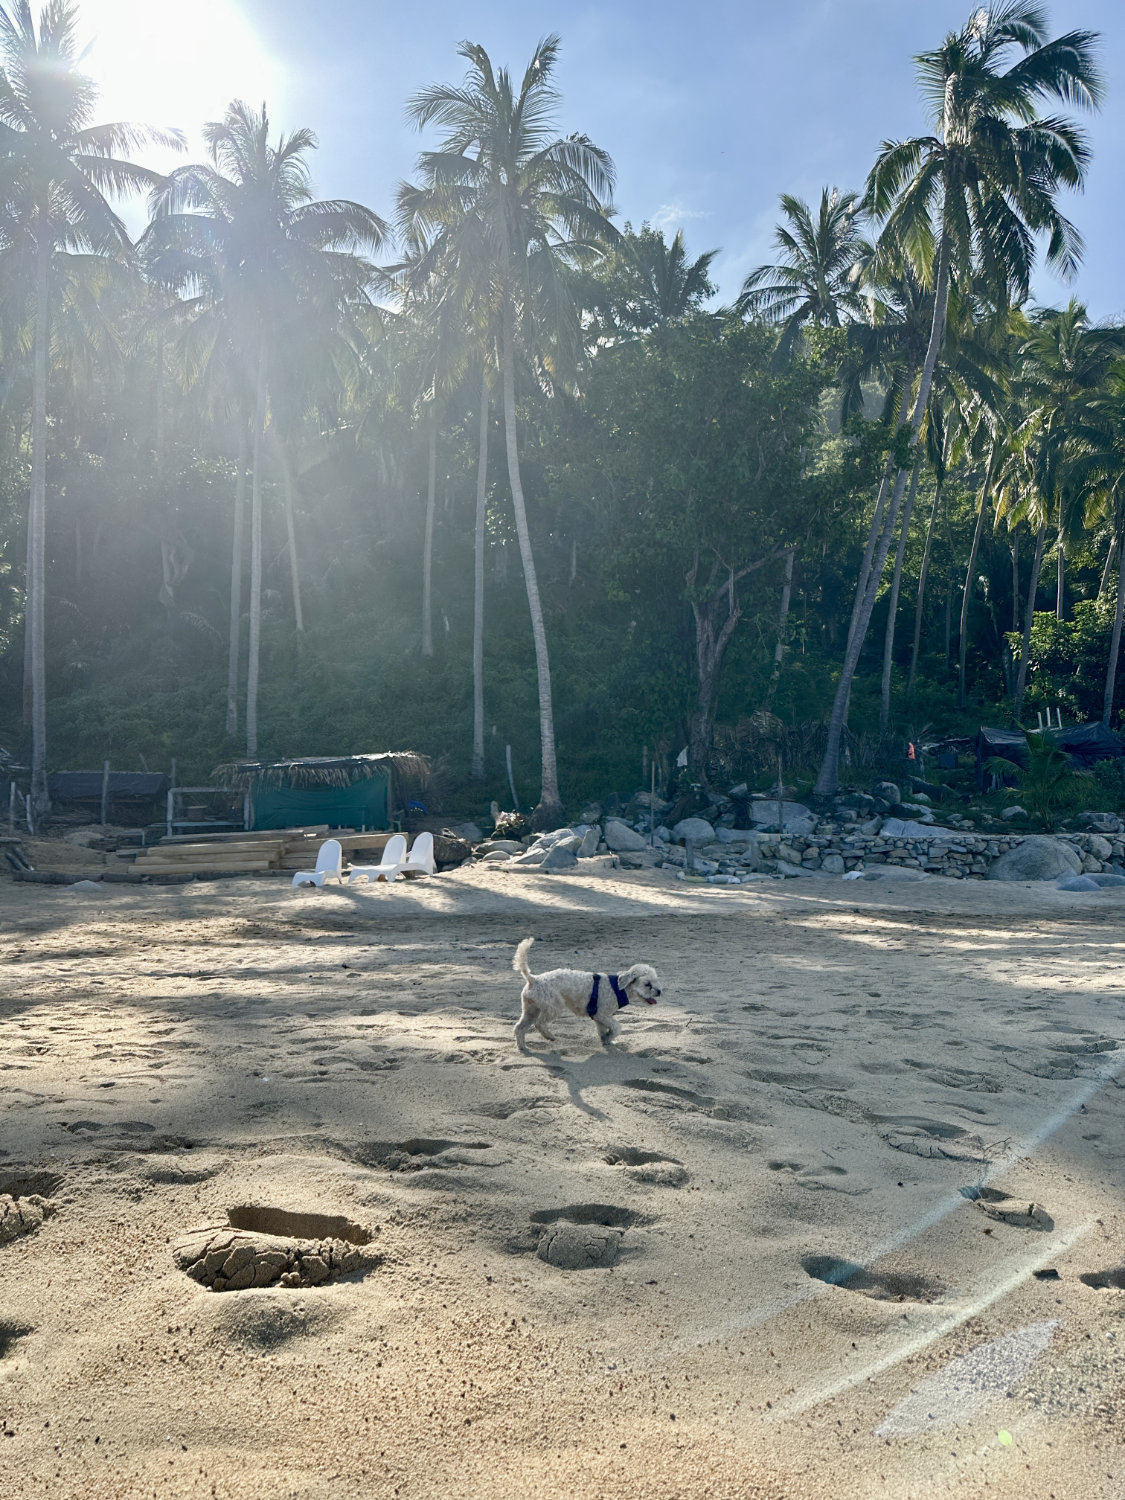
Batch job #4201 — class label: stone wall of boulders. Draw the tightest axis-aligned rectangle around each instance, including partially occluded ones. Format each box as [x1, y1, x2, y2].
[450, 790, 1125, 884]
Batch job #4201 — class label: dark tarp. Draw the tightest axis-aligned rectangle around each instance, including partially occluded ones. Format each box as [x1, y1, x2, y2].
[49, 771, 168, 801]
[977, 727, 1029, 772]
[976, 721, 1125, 785]
[1046, 721, 1125, 763]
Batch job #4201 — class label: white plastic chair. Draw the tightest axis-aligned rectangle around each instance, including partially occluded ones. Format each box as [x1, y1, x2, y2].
[291, 838, 344, 888]
[400, 831, 436, 877]
[348, 833, 407, 884]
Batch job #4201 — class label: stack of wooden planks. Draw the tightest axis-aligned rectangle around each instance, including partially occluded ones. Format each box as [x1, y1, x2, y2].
[121, 827, 399, 879]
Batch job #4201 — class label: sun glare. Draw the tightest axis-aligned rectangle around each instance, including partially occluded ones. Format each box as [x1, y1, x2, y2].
[78, 0, 284, 166]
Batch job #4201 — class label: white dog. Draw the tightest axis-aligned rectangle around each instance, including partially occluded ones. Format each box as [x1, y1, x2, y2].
[512, 937, 661, 1050]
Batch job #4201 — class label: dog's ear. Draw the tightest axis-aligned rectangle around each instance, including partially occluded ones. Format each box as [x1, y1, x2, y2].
[618, 964, 643, 988]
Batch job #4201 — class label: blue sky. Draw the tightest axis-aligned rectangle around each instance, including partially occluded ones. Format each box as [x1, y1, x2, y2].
[100, 0, 1125, 318]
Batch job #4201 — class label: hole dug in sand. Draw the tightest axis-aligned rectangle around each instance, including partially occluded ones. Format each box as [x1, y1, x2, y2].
[173, 1205, 380, 1293]
[351, 1138, 494, 1172]
[959, 1185, 1055, 1231]
[0, 1320, 32, 1360]
[802, 1253, 943, 1303]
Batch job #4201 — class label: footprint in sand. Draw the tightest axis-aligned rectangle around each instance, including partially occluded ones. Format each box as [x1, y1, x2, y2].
[960, 1186, 1054, 1231]
[621, 1078, 715, 1110]
[603, 1146, 688, 1187]
[350, 1138, 495, 1172]
[801, 1253, 942, 1303]
[0, 1193, 56, 1246]
[0, 1320, 32, 1361]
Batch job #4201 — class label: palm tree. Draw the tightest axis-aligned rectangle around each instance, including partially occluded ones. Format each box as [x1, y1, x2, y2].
[0, 0, 180, 820]
[144, 101, 386, 755]
[1017, 300, 1123, 621]
[814, 1, 1101, 795]
[1071, 368, 1125, 724]
[402, 35, 617, 825]
[737, 188, 869, 359]
[582, 223, 716, 341]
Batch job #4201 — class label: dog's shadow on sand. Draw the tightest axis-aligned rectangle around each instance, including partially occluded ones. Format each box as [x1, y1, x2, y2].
[520, 1044, 639, 1119]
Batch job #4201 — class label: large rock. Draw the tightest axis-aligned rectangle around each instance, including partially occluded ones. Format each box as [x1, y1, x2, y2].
[986, 837, 1082, 882]
[672, 816, 716, 844]
[449, 821, 483, 843]
[577, 826, 600, 858]
[1087, 834, 1113, 860]
[604, 818, 648, 852]
[872, 781, 901, 805]
[747, 801, 815, 836]
[1080, 810, 1124, 834]
[540, 845, 579, 872]
[1001, 806, 1027, 821]
[821, 853, 845, 875]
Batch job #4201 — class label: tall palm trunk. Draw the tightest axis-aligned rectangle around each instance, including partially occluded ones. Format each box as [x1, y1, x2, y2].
[907, 477, 943, 699]
[501, 294, 560, 824]
[1103, 525, 1125, 727]
[1099, 537, 1117, 599]
[471, 374, 488, 780]
[278, 440, 304, 633]
[421, 406, 436, 656]
[957, 450, 998, 709]
[225, 422, 248, 736]
[28, 239, 50, 823]
[1014, 521, 1047, 717]
[814, 234, 951, 795]
[765, 548, 795, 707]
[879, 458, 921, 732]
[245, 340, 267, 757]
[1055, 510, 1065, 621]
[1011, 533, 1020, 630]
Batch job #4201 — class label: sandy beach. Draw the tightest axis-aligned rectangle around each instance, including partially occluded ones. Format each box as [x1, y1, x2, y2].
[0, 863, 1122, 1499]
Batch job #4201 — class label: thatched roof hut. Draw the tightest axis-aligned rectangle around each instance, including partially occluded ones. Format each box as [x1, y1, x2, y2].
[214, 752, 428, 831]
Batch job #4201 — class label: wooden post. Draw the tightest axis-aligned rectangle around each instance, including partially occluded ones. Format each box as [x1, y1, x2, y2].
[25, 793, 33, 835]
[650, 759, 656, 848]
[167, 759, 176, 838]
[777, 754, 784, 839]
[100, 759, 111, 827]
[8, 781, 14, 835]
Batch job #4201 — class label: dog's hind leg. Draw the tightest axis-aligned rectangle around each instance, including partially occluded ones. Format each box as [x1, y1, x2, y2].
[534, 1013, 558, 1042]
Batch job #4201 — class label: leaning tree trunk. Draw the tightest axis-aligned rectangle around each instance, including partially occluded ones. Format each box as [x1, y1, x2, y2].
[1103, 524, 1125, 727]
[245, 341, 267, 758]
[879, 458, 921, 732]
[28, 239, 50, 824]
[957, 452, 998, 710]
[471, 374, 489, 780]
[814, 231, 951, 796]
[907, 477, 943, 700]
[765, 548, 795, 707]
[1014, 521, 1047, 718]
[501, 294, 561, 825]
[421, 406, 436, 657]
[225, 422, 248, 736]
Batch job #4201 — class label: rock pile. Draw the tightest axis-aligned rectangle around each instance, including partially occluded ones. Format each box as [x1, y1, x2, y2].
[466, 788, 1125, 883]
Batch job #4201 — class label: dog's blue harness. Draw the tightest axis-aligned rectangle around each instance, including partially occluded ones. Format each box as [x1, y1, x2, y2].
[587, 973, 628, 1018]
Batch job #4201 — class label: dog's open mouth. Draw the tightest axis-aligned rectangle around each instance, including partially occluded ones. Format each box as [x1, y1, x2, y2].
[641, 997, 658, 1005]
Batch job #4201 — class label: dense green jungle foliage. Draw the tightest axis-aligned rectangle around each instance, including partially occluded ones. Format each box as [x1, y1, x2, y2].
[3, 2, 1124, 819]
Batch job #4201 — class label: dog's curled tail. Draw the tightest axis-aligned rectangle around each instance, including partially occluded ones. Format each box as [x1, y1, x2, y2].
[513, 937, 535, 979]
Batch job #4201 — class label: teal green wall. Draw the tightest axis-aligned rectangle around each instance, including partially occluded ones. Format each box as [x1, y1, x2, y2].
[250, 775, 389, 831]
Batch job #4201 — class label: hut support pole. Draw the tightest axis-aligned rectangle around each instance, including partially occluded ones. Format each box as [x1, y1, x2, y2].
[100, 760, 110, 828]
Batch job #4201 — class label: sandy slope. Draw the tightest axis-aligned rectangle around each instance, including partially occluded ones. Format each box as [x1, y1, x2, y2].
[0, 863, 1122, 1499]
